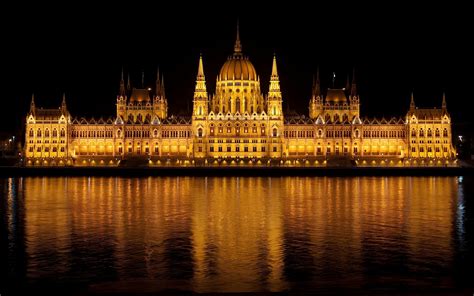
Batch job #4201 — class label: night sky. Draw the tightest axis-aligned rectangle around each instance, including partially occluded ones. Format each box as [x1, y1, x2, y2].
[2, 3, 472, 136]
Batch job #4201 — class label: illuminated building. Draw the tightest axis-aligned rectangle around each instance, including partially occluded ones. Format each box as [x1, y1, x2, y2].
[24, 26, 456, 167]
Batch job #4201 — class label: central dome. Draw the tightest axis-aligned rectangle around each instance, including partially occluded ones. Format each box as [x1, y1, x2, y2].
[219, 55, 258, 81]
[218, 22, 258, 82]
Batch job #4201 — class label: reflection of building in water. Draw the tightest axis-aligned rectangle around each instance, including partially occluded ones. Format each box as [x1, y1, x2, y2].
[8, 177, 459, 291]
[24, 24, 457, 167]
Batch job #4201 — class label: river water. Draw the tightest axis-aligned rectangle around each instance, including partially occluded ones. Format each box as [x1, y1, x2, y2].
[1, 176, 472, 294]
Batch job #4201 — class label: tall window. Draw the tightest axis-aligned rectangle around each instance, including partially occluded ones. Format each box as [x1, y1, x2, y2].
[443, 128, 448, 137]
[52, 129, 57, 137]
[198, 128, 203, 137]
[29, 129, 34, 137]
[236, 98, 240, 113]
[272, 128, 278, 137]
[60, 129, 65, 137]
[45, 129, 50, 137]
[37, 128, 42, 137]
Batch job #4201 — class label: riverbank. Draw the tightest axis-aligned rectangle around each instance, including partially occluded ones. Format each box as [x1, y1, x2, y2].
[0, 166, 473, 177]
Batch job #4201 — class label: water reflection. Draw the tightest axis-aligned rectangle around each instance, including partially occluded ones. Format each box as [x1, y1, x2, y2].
[0, 176, 470, 292]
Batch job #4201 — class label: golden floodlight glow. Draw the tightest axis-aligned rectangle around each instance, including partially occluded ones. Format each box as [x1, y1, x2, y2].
[23, 27, 456, 168]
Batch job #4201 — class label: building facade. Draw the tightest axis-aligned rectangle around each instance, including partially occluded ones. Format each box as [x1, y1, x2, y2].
[24, 28, 457, 167]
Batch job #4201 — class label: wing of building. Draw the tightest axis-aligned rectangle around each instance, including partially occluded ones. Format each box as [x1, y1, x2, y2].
[24, 26, 457, 167]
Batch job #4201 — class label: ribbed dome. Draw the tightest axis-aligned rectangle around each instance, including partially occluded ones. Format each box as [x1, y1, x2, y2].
[219, 55, 258, 81]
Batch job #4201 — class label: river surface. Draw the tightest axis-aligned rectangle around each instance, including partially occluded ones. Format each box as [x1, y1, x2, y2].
[1, 176, 473, 294]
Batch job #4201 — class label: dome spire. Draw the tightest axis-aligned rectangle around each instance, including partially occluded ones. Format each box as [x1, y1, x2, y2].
[234, 19, 242, 54]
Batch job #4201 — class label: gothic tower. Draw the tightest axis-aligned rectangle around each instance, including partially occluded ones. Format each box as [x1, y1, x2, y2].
[192, 54, 209, 158]
[153, 69, 168, 120]
[116, 68, 127, 119]
[309, 67, 323, 119]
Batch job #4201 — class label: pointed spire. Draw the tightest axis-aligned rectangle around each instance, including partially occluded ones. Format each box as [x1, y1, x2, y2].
[197, 53, 205, 80]
[30, 93, 35, 113]
[350, 67, 357, 97]
[194, 54, 208, 100]
[127, 73, 131, 91]
[119, 67, 126, 96]
[410, 91, 415, 110]
[156, 67, 162, 97]
[442, 91, 447, 109]
[161, 75, 165, 99]
[313, 66, 321, 98]
[268, 54, 281, 99]
[61, 93, 67, 112]
[141, 70, 145, 88]
[234, 19, 242, 54]
[271, 53, 279, 78]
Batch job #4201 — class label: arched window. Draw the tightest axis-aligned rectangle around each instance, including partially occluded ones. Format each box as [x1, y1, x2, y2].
[29, 129, 34, 137]
[60, 129, 65, 137]
[411, 129, 416, 137]
[52, 129, 57, 137]
[45, 129, 50, 137]
[443, 128, 448, 137]
[272, 128, 278, 137]
[318, 129, 323, 137]
[37, 128, 42, 137]
[128, 114, 134, 122]
[427, 129, 432, 137]
[419, 128, 424, 137]
[153, 129, 158, 137]
[236, 98, 240, 113]
[117, 129, 122, 138]
[198, 128, 203, 137]
[355, 129, 360, 138]
[198, 106, 202, 115]
[435, 129, 440, 137]
[272, 106, 276, 115]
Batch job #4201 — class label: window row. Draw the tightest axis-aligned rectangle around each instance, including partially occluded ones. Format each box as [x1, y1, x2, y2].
[411, 128, 448, 138]
[29, 128, 66, 137]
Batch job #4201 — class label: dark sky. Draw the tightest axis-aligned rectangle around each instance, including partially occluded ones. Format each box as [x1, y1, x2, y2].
[2, 3, 472, 135]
